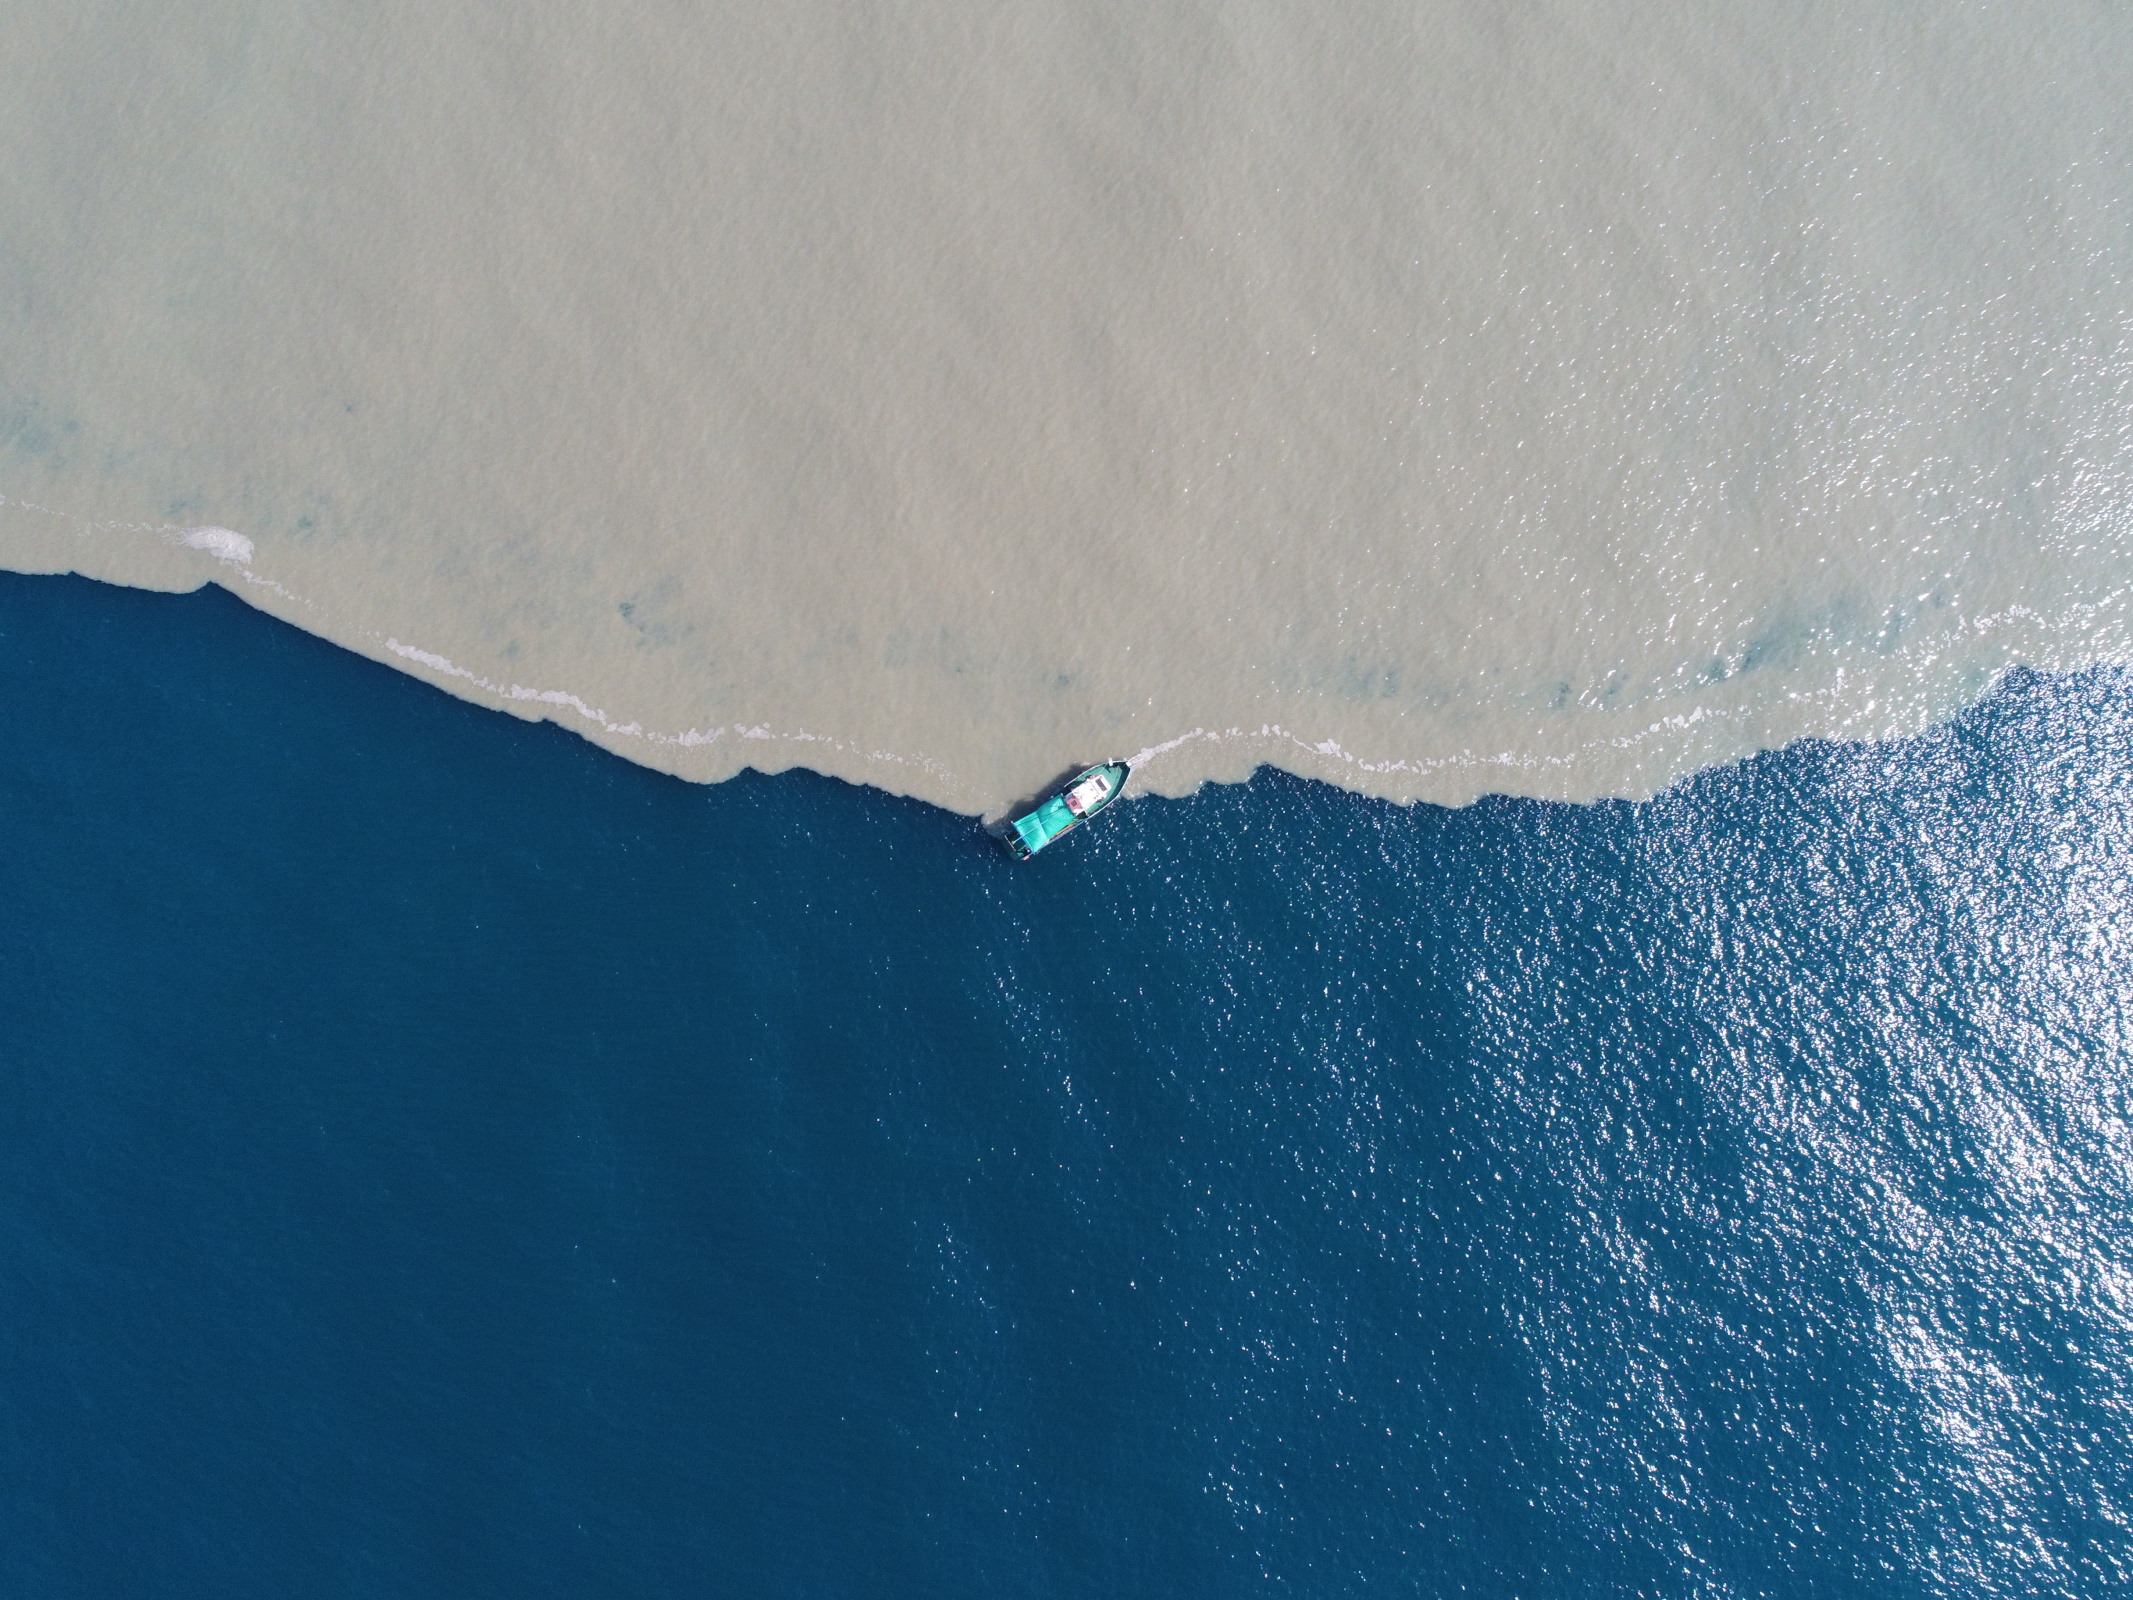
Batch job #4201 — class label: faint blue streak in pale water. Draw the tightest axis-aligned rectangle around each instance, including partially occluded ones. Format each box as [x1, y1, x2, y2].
[0, 573, 2128, 1597]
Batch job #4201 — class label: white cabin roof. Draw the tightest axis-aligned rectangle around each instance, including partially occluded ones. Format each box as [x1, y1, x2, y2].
[1065, 773, 1110, 813]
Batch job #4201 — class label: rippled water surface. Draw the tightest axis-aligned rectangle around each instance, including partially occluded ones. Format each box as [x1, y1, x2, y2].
[3, 572, 2128, 1596]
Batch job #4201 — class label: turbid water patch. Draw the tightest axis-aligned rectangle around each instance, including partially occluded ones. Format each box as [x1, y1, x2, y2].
[3, 2, 2130, 813]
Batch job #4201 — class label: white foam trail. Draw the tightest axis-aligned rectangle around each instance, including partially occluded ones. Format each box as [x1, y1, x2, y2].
[176, 527, 253, 564]
[380, 637, 959, 781]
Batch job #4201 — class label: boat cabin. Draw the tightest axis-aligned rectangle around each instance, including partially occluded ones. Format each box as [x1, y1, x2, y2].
[1062, 772, 1111, 816]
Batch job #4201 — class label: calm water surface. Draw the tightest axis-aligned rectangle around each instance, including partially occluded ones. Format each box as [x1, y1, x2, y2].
[2, 571, 2129, 1596]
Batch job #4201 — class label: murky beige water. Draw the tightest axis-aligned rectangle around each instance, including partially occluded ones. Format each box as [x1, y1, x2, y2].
[4, 1, 2129, 815]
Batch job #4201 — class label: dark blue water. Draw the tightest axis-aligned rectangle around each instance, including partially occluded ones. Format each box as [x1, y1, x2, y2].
[3, 573, 2128, 1598]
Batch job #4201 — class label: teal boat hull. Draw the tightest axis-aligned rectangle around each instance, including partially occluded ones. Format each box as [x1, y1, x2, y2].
[1004, 762, 1131, 859]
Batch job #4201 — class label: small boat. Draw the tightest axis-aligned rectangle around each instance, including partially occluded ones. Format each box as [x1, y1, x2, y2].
[1003, 761, 1131, 859]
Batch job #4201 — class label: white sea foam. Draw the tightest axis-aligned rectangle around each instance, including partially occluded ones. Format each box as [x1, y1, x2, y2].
[2, 2, 2129, 815]
[379, 635, 956, 779]
[177, 527, 253, 565]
